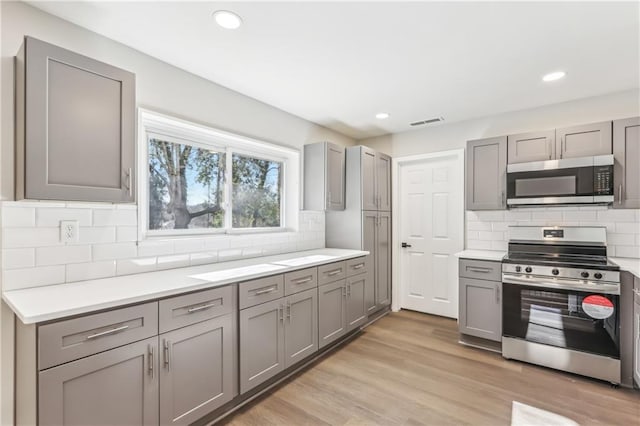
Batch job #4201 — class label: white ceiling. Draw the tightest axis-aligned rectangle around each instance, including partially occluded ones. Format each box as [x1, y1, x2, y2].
[28, 1, 640, 140]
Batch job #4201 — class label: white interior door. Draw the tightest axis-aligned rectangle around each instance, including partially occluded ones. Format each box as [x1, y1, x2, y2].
[397, 150, 464, 318]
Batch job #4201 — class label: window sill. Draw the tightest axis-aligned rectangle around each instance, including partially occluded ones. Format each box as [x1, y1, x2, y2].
[142, 227, 296, 241]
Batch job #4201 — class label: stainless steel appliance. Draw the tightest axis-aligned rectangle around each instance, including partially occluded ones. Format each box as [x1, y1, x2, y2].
[501, 226, 621, 384]
[506, 155, 614, 206]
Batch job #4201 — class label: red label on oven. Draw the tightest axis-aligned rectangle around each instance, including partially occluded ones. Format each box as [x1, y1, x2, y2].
[582, 295, 614, 319]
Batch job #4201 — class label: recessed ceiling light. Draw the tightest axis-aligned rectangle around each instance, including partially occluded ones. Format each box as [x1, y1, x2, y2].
[213, 10, 243, 29]
[542, 71, 566, 82]
[375, 112, 390, 120]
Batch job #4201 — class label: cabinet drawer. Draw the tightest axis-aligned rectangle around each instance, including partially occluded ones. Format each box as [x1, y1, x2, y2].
[39, 302, 158, 370]
[159, 285, 234, 334]
[346, 257, 367, 277]
[459, 259, 501, 282]
[318, 261, 347, 286]
[239, 275, 285, 309]
[284, 267, 317, 296]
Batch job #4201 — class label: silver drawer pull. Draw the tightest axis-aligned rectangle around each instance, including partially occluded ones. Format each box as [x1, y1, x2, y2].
[352, 263, 364, 270]
[254, 286, 277, 295]
[187, 301, 219, 313]
[467, 267, 491, 273]
[293, 276, 313, 284]
[148, 345, 154, 378]
[327, 269, 342, 276]
[86, 325, 129, 340]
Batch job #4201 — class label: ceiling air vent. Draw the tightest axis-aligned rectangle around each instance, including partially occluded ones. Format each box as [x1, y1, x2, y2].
[410, 117, 444, 127]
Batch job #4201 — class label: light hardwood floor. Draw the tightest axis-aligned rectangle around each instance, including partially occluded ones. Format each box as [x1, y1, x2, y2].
[219, 310, 640, 425]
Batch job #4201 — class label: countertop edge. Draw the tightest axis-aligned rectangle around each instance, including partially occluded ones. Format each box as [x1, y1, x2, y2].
[454, 250, 506, 262]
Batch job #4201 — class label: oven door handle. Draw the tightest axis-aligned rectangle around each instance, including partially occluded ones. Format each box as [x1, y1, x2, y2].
[502, 275, 620, 295]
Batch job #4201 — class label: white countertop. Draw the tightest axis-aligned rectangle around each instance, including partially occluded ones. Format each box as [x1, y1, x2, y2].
[609, 257, 640, 279]
[455, 250, 506, 262]
[3, 248, 368, 325]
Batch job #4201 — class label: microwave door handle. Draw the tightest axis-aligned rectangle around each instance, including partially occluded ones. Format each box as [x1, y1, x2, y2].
[502, 275, 620, 295]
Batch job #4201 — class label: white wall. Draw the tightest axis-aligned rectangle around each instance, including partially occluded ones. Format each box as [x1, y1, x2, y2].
[360, 89, 640, 156]
[0, 2, 356, 423]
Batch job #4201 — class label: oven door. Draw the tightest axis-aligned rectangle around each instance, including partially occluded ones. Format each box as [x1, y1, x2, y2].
[506, 166, 595, 205]
[502, 278, 620, 359]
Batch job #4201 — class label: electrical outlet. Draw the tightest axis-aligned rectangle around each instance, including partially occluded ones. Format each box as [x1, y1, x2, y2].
[60, 220, 79, 243]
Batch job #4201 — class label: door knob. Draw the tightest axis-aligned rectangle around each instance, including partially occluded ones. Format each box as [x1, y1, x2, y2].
[401, 242, 412, 248]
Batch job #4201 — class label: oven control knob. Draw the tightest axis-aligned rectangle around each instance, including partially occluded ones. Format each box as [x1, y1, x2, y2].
[515, 266, 522, 273]
[594, 272, 603, 279]
[581, 271, 590, 278]
[525, 267, 532, 273]
[552, 268, 559, 276]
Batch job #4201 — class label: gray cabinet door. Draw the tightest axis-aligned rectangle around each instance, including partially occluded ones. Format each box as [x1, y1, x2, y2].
[318, 279, 347, 349]
[376, 212, 392, 308]
[376, 153, 392, 211]
[326, 142, 346, 210]
[613, 117, 640, 209]
[284, 288, 318, 368]
[466, 137, 507, 210]
[634, 296, 639, 386]
[17, 36, 135, 203]
[363, 211, 377, 314]
[346, 274, 367, 331]
[459, 277, 501, 342]
[507, 130, 555, 163]
[556, 121, 612, 159]
[239, 299, 285, 393]
[159, 315, 235, 426]
[361, 147, 378, 211]
[39, 337, 158, 426]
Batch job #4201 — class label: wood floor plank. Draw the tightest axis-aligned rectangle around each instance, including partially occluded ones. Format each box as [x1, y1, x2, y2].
[219, 310, 639, 425]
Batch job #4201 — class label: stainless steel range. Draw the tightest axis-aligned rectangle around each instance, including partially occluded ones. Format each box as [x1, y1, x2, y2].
[501, 226, 621, 384]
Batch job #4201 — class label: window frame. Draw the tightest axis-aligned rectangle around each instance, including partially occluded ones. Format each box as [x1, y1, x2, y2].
[138, 109, 299, 240]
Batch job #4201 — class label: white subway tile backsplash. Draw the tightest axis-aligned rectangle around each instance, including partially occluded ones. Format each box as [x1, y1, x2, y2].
[37, 208, 92, 227]
[156, 254, 190, 271]
[478, 231, 505, 241]
[78, 227, 116, 244]
[615, 246, 640, 258]
[467, 221, 492, 231]
[597, 209, 637, 222]
[532, 211, 563, 221]
[116, 226, 138, 242]
[615, 222, 640, 234]
[491, 241, 508, 251]
[36, 245, 92, 266]
[93, 209, 137, 226]
[189, 252, 218, 266]
[2, 248, 35, 270]
[607, 234, 636, 246]
[504, 211, 531, 222]
[66, 260, 116, 282]
[3, 228, 60, 248]
[562, 210, 597, 222]
[475, 211, 505, 221]
[137, 240, 174, 257]
[174, 238, 206, 254]
[93, 242, 137, 261]
[466, 231, 479, 240]
[116, 257, 157, 275]
[218, 249, 243, 262]
[2, 207, 35, 227]
[3, 265, 66, 290]
[467, 240, 493, 250]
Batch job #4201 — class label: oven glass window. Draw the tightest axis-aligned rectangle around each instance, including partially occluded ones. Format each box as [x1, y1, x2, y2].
[515, 176, 576, 197]
[502, 284, 620, 358]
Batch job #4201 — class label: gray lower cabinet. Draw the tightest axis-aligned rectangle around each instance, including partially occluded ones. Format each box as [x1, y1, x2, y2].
[346, 274, 367, 330]
[159, 315, 235, 426]
[556, 121, 612, 159]
[16, 36, 135, 203]
[376, 211, 392, 308]
[239, 287, 318, 393]
[318, 280, 347, 348]
[458, 259, 502, 343]
[634, 277, 639, 387]
[239, 298, 285, 394]
[613, 117, 640, 209]
[507, 130, 555, 163]
[363, 212, 377, 314]
[39, 337, 159, 426]
[466, 136, 507, 210]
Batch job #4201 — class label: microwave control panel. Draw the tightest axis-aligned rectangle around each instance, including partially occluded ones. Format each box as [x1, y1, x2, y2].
[593, 165, 613, 195]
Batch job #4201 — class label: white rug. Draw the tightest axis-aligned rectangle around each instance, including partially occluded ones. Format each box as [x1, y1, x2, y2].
[511, 401, 580, 426]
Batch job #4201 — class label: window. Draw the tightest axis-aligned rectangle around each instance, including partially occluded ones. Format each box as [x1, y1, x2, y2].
[139, 110, 299, 238]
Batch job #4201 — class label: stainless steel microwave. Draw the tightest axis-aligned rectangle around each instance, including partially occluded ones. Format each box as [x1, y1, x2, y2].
[506, 155, 614, 206]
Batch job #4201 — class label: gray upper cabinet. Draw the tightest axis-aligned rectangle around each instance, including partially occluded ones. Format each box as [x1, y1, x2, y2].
[376, 153, 392, 211]
[613, 117, 640, 209]
[361, 147, 378, 210]
[344, 146, 392, 212]
[16, 36, 135, 203]
[556, 121, 612, 159]
[239, 298, 285, 394]
[458, 259, 502, 342]
[507, 130, 555, 164]
[466, 136, 507, 211]
[318, 279, 347, 349]
[39, 337, 159, 426]
[284, 288, 318, 368]
[159, 316, 235, 426]
[303, 142, 345, 210]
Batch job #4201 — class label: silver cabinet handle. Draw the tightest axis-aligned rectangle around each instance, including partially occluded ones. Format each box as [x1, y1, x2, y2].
[342, 285, 347, 297]
[124, 168, 132, 197]
[327, 269, 342, 276]
[286, 301, 292, 321]
[560, 137, 564, 159]
[254, 286, 277, 295]
[187, 301, 219, 313]
[495, 284, 500, 303]
[86, 324, 129, 340]
[148, 345, 154, 378]
[501, 190, 506, 207]
[293, 276, 313, 284]
[347, 282, 351, 297]
[467, 267, 491, 273]
[279, 305, 284, 322]
[548, 138, 552, 160]
[352, 263, 364, 270]
[619, 184, 623, 204]
[163, 339, 171, 371]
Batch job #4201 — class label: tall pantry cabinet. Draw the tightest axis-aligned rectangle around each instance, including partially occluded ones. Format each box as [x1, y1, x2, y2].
[326, 146, 392, 314]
